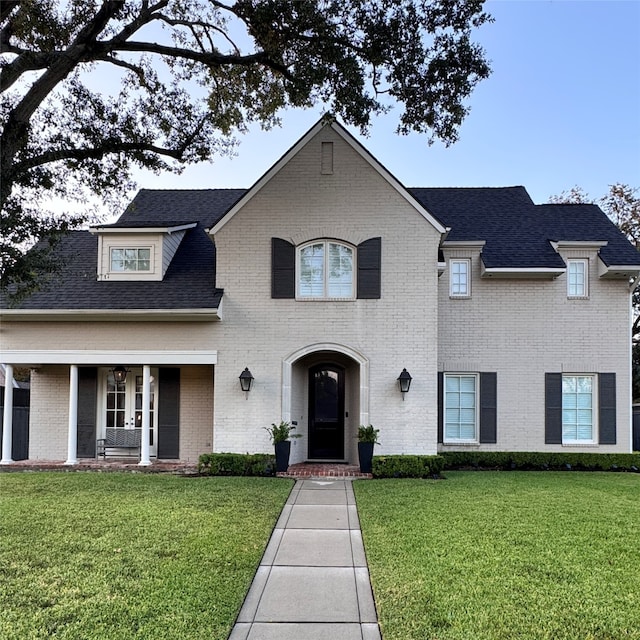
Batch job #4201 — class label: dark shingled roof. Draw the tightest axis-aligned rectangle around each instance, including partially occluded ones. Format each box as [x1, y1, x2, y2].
[410, 187, 640, 268]
[114, 189, 245, 229]
[4, 185, 639, 311]
[9, 224, 221, 310]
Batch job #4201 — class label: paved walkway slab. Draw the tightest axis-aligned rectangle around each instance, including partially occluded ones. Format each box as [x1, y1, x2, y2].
[229, 478, 381, 640]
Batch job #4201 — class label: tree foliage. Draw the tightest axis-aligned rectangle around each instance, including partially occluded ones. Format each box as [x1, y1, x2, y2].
[0, 0, 492, 298]
[551, 183, 640, 400]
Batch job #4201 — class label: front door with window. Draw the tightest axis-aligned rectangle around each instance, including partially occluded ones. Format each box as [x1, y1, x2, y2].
[104, 368, 158, 456]
[308, 364, 345, 459]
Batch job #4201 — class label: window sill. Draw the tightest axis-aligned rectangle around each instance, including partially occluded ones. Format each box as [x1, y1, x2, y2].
[295, 297, 356, 302]
[442, 441, 480, 447]
[449, 295, 471, 300]
[561, 442, 598, 447]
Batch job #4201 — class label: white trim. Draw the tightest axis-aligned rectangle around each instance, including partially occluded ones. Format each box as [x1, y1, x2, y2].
[281, 342, 370, 428]
[481, 266, 566, 279]
[0, 350, 217, 366]
[0, 309, 221, 322]
[89, 223, 197, 234]
[441, 240, 486, 248]
[597, 256, 640, 280]
[208, 119, 446, 236]
[551, 240, 608, 250]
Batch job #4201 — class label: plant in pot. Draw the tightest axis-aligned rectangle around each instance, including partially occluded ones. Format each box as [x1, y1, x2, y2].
[264, 421, 301, 472]
[357, 424, 380, 473]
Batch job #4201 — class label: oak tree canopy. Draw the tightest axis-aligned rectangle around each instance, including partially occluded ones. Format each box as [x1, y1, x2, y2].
[1, 0, 492, 297]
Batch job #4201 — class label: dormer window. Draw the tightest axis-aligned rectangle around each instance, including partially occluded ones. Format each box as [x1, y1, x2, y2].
[297, 240, 354, 299]
[110, 248, 151, 272]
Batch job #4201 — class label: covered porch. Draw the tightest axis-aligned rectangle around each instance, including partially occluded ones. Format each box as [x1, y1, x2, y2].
[0, 350, 216, 466]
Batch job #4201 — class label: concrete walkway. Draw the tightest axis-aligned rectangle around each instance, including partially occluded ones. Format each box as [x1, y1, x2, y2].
[229, 478, 381, 640]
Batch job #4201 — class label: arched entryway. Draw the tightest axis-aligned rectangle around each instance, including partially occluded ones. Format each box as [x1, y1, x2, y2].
[282, 343, 369, 465]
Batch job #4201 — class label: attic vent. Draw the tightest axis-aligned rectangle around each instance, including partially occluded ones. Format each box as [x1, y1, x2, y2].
[321, 141, 333, 175]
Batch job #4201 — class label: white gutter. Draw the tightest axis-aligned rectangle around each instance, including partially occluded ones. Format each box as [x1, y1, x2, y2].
[0, 308, 221, 322]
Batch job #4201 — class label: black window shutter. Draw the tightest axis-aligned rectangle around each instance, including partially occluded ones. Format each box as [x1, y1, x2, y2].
[158, 368, 180, 459]
[77, 367, 97, 458]
[479, 372, 497, 443]
[357, 237, 381, 299]
[271, 238, 295, 298]
[437, 372, 443, 443]
[545, 373, 563, 444]
[599, 373, 616, 444]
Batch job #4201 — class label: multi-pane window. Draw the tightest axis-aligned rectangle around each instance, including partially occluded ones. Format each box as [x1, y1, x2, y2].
[444, 374, 478, 441]
[110, 248, 151, 272]
[298, 241, 354, 299]
[450, 259, 470, 297]
[567, 259, 588, 297]
[562, 375, 594, 442]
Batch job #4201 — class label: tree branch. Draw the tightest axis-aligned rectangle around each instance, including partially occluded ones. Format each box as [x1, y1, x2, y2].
[1, 1, 124, 207]
[104, 40, 293, 79]
[14, 140, 187, 173]
[0, 0, 19, 24]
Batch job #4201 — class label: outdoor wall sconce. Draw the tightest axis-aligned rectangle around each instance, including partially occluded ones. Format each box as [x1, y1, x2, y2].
[397, 368, 412, 399]
[239, 367, 254, 394]
[112, 366, 129, 384]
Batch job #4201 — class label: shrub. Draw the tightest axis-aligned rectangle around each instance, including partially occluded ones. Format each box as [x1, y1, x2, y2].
[440, 451, 640, 472]
[197, 453, 276, 476]
[372, 455, 445, 478]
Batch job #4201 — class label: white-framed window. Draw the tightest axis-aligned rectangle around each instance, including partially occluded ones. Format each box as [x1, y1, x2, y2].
[297, 240, 354, 299]
[444, 373, 478, 442]
[562, 374, 595, 443]
[110, 247, 151, 272]
[567, 259, 588, 298]
[450, 259, 471, 297]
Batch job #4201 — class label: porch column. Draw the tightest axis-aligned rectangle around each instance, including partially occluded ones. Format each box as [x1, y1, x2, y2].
[1, 364, 14, 464]
[139, 365, 151, 466]
[65, 365, 78, 465]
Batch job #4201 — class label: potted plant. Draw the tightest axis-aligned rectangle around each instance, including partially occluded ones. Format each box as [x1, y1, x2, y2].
[264, 421, 301, 472]
[357, 424, 380, 473]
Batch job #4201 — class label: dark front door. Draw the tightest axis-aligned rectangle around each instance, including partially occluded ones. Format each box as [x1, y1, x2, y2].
[309, 364, 345, 459]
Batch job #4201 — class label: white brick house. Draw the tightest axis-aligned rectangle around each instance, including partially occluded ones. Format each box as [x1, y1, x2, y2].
[2, 119, 639, 465]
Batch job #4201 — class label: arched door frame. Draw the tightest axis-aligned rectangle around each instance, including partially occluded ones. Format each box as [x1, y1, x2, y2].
[282, 342, 369, 426]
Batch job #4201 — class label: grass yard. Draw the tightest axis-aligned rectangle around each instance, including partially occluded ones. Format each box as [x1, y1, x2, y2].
[0, 473, 293, 640]
[354, 471, 640, 640]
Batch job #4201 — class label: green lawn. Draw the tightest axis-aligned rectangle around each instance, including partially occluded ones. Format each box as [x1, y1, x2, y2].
[0, 473, 293, 640]
[354, 471, 640, 640]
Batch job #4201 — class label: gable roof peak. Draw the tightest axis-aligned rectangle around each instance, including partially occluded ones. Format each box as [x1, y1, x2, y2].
[208, 117, 446, 235]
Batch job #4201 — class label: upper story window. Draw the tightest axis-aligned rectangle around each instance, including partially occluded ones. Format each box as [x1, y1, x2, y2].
[110, 248, 151, 272]
[567, 259, 588, 297]
[450, 259, 471, 297]
[297, 240, 354, 299]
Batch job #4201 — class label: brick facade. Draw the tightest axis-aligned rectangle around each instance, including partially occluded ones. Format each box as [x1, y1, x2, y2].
[1, 121, 636, 462]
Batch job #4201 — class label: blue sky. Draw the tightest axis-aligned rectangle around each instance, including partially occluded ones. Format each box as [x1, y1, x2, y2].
[132, 0, 640, 206]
